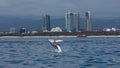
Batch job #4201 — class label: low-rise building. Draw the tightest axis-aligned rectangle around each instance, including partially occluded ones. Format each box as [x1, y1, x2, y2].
[51, 27, 62, 32]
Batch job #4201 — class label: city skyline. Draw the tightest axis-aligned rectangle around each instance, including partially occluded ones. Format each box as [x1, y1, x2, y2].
[0, 11, 120, 32]
[0, 15, 120, 32]
[1, 11, 90, 32]
[0, 0, 120, 18]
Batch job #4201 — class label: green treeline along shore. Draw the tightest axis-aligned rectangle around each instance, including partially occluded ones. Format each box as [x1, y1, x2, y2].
[0, 31, 120, 36]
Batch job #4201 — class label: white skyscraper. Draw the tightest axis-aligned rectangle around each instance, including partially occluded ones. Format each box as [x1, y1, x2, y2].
[86, 11, 91, 31]
[73, 13, 80, 32]
[65, 12, 80, 32]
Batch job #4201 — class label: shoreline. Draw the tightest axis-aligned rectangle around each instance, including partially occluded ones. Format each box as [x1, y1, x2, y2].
[0, 35, 120, 38]
[0, 36, 76, 38]
[87, 35, 120, 38]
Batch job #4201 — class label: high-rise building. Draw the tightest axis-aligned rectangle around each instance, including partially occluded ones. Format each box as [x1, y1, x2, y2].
[86, 11, 91, 31]
[73, 13, 80, 32]
[43, 15, 51, 32]
[65, 12, 73, 32]
[65, 12, 80, 32]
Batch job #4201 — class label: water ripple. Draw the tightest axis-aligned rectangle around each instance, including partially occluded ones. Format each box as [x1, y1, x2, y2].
[4, 60, 24, 64]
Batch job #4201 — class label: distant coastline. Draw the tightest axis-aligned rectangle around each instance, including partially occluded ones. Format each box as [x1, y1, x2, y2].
[0, 35, 120, 38]
[0, 36, 76, 38]
[0, 31, 120, 38]
[87, 35, 120, 38]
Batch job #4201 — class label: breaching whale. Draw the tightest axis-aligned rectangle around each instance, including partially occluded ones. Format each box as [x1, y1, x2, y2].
[48, 39, 62, 53]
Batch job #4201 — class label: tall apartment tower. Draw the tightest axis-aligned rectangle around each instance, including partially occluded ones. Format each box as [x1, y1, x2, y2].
[73, 13, 80, 32]
[86, 11, 91, 31]
[43, 15, 51, 32]
[65, 12, 73, 32]
[65, 12, 80, 32]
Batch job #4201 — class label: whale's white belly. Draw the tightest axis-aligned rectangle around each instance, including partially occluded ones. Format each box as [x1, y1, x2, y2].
[56, 45, 62, 52]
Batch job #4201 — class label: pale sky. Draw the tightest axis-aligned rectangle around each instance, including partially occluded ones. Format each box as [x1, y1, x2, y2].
[0, 0, 120, 18]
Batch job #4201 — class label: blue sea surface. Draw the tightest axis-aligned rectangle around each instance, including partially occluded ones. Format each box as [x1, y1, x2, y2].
[0, 37, 120, 68]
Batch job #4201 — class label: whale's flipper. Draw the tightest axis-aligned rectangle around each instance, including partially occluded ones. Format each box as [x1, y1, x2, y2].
[48, 39, 62, 52]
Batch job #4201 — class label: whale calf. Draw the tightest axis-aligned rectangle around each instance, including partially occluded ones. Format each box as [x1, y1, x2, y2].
[48, 39, 62, 53]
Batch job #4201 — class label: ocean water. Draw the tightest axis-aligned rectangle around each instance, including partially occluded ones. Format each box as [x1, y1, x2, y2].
[0, 37, 120, 68]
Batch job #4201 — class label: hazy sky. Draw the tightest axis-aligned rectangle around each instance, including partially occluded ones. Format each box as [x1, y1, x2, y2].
[0, 0, 120, 18]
